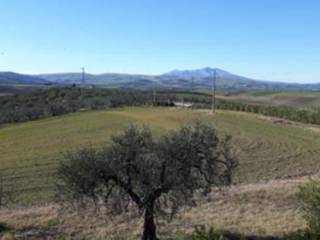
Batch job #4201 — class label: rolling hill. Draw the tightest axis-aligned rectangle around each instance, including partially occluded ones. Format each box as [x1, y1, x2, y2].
[37, 68, 320, 90]
[0, 72, 48, 85]
[36, 72, 157, 86]
[1, 106, 319, 238]
[218, 90, 320, 111]
[1, 107, 320, 205]
[160, 67, 320, 90]
[1, 68, 320, 91]
[0, 72, 50, 94]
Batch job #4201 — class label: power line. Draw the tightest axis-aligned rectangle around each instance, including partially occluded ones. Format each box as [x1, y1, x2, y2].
[153, 81, 156, 105]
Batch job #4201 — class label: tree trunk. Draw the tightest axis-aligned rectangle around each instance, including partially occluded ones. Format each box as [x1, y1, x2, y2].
[141, 203, 157, 240]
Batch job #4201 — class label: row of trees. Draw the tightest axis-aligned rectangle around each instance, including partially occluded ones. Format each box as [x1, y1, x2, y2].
[216, 101, 320, 125]
[2, 87, 320, 126]
[178, 93, 320, 125]
[0, 87, 177, 124]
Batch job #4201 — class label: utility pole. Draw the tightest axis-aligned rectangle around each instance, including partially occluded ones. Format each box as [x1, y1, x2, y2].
[191, 77, 194, 108]
[211, 69, 217, 113]
[191, 77, 194, 91]
[81, 67, 85, 85]
[153, 82, 156, 106]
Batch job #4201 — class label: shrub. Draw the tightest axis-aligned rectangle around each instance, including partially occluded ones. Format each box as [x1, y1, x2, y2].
[0, 223, 11, 233]
[284, 230, 320, 240]
[191, 225, 223, 240]
[298, 180, 320, 235]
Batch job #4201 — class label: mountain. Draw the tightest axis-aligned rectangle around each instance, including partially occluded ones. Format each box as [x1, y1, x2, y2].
[160, 67, 258, 89]
[1, 68, 320, 91]
[161, 67, 247, 80]
[37, 73, 157, 86]
[160, 67, 320, 90]
[0, 72, 48, 85]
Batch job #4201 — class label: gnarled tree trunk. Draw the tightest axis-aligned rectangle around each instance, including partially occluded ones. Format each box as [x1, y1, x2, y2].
[141, 203, 157, 240]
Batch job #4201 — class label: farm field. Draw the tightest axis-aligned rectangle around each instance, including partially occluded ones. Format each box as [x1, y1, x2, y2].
[218, 91, 320, 110]
[1, 107, 320, 205]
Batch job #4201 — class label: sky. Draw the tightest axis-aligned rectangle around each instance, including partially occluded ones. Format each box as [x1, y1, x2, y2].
[0, 0, 320, 83]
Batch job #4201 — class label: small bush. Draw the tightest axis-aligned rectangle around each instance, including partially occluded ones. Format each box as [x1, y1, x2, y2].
[298, 181, 320, 234]
[284, 230, 320, 240]
[191, 225, 223, 240]
[0, 223, 11, 233]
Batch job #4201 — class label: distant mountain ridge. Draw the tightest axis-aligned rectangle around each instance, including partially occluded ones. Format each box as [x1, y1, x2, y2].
[37, 72, 157, 86]
[161, 67, 249, 81]
[159, 67, 320, 90]
[0, 68, 320, 91]
[0, 72, 48, 85]
[160, 67, 263, 89]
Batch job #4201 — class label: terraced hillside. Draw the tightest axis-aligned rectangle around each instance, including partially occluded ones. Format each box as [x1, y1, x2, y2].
[1, 107, 320, 205]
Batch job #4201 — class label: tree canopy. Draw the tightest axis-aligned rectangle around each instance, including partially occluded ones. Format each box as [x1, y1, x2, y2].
[57, 122, 237, 240]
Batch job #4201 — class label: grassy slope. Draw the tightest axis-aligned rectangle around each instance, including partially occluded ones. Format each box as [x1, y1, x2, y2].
[0, 177, 308, 239]
[1, 107, 320, 204]
[219, 91, 320, 110]
[0, 108, 201, 204]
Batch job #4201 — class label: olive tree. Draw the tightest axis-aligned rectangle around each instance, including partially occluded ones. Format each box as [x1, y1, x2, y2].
[57, 122, 237, 240]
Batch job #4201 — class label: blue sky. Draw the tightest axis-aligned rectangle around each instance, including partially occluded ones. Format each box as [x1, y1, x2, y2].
[0, 0, 320, 83]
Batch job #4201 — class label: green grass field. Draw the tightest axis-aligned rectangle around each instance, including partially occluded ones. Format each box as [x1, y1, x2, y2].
[1, 107, 320, 205]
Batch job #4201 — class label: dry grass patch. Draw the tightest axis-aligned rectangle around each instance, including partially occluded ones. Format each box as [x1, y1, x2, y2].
[0, 177, 310, 239]
[176, 178, 306, 236]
